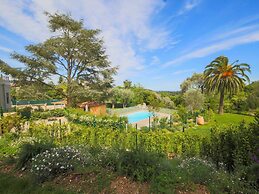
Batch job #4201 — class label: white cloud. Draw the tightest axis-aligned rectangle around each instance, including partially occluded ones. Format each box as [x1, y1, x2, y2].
[177, 0, 201, 16]
[150, 56, 160, 66]
[0, 46, 12, 53]
[210, 24, 259, 42]
[0, 0, 50, 42]
[172, 68, 195, 75]
[0, 0, 172, 84]
[163, 30, 259, 67]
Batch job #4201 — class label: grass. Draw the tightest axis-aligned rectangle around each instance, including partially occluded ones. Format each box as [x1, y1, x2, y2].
[0, 173, 75, 194]
[186, 113, 254, 137]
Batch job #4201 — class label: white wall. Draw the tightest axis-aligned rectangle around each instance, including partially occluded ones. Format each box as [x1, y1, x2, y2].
[0, 79, 11, 111]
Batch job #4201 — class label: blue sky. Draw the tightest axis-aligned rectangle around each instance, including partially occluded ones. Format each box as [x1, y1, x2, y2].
[0, 0, 259, 91]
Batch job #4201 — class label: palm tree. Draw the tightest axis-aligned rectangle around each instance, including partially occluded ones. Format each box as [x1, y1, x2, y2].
[203, 56, 251, 114]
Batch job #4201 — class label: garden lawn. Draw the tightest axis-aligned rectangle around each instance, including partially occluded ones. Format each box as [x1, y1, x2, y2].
[186, 113, 254, 137]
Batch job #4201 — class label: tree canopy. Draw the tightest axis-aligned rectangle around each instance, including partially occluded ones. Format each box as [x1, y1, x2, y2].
[180, 73, 204, 93]
[184, 89, 204, 114]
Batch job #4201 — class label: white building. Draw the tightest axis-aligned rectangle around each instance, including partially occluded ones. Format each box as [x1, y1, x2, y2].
[0, 75, 11, 111]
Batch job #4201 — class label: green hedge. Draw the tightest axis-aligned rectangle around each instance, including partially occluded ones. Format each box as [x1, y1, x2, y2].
[200, 121, 258, 172]
[27, 122, 201, 156]
[67, 113, 128, 130]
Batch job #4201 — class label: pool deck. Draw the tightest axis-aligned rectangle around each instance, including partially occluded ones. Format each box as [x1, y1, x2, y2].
[131, 112, 170, 129]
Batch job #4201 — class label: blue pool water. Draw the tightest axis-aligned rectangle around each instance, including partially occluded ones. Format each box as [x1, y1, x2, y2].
[126, 111, 154, 123]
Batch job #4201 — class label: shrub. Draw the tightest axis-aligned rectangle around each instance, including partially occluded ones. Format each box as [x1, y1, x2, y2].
[150, 157, 215, 193]
[0, 114, 24, 134]
[30, 146, 90, 182]
[200, 121, 257, 172]
[0, 134, 44, 158]
[235, 164, 259, 191]
[117, 150, 161, 182]
[28, 123, 70, 143]
[0, 133, 20, 157]
[66, 113, 128, 130]
[150, 158, 189, 193]
[208, 169, 257, 194]
[179, 157, 215, 185]
[91, 147, 120, 171]
[17, 107, 32, 120]
[31, 109, 66, 120]
[16, 141, 54, 170]
[202, 109, 215, 122]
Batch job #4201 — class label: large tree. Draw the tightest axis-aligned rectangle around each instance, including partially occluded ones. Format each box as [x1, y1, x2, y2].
[203, 56, 250, 114]
[0, 13, 117, 107]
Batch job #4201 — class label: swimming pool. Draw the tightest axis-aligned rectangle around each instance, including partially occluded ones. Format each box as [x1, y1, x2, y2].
[126, 111, 154, 123]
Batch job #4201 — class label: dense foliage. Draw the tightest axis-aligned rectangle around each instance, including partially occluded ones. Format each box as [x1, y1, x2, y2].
[0, 112, 258, 193]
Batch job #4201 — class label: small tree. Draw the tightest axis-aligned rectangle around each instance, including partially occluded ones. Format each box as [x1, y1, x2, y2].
[177, 106, 188, 132]
[120, 89, 134, 108]
[162, 96, 175, 109]
[110, 88, 134, 108]
[184, 89, 205, 114]
[110, 87, 121, 109]
[146, 92, 161, 113]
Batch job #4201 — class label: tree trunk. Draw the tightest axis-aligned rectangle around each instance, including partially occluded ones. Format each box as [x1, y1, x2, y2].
[67, 64, 72, 107]
[67, 95, 72, 107]
[112, 103, 115, 109]
[66, 85, 73, 107]
[218, 90, 225, 114]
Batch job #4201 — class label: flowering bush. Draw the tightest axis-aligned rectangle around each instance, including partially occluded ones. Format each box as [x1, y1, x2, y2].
[179, 157, 216, 184]
[31, 146, 91, 182]
[16, 141, 54, 170]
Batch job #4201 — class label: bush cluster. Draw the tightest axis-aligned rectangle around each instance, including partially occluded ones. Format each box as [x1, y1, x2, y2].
[10, 141, 259, 193]
[200, 122, 258, 171]
[0, 114, 24, 134]
[31, 109, 66, 120]
[67, 113, 128, 130]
